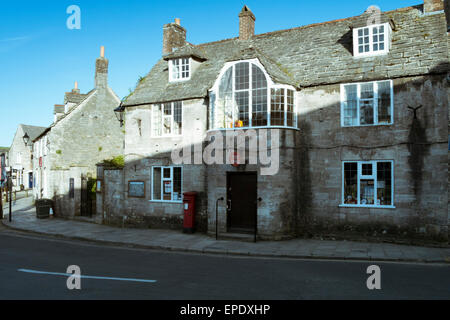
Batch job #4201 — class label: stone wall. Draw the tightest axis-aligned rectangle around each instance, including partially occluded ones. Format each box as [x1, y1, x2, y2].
[297, 74, 448, 241]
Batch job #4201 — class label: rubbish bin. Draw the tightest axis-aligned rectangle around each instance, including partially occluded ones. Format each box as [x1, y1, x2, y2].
[35, 199, 53, 219]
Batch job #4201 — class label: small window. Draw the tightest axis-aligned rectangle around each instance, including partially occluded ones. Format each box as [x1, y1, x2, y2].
[152, 166, 183, 202]
[169, 58, 190, 82]
[152, 101, 182, 137]
[341, 80, 393, 127]
[342, 161, 393, 207]
[353, 23, 391, 57]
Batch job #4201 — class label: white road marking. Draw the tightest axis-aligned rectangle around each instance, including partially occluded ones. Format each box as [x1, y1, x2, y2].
[18, 268, 157, 283]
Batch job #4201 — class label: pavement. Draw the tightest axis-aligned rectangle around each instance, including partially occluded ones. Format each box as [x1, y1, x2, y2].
[2, 196, 450, 264]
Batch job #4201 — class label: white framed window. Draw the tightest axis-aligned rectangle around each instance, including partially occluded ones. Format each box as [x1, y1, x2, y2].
[169, 58, 190, 82]
[341, 160, 394, 208]
[151, 101, 182, 137]
[353, 23, 391, 57]
[209, 59, 297, 130]
[341, 80, 393, 127]
[151, 166, 183, 202]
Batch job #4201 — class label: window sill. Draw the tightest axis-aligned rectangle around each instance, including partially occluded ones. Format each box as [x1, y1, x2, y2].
[342, 123, 393, 128]
[169, 78, 190, 83]
[353, 51, 390, 59]
[339, 204, 396, 209]
[149, 200, 183, 204]
[208, 126, 300, 132]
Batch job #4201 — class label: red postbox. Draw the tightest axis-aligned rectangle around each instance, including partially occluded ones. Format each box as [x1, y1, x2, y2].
[183, 192, 197, 233]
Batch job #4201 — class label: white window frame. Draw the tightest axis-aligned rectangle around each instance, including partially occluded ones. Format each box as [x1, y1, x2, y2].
[169, 58, 191, 82]
[150, 166, 183, 203]
[151, 101, 183, 137]
[353, 22, 391, 58]
[208, 59, 298, 131]
[340, 80, 394, 127]
[340, 160, 395, 209]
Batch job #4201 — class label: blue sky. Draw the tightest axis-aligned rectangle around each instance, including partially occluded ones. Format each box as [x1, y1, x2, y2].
[0, 0, 421, 147]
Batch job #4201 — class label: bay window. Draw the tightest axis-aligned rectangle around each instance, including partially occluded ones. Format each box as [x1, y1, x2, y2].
[209, 60, 297, 130]
[151, 166, 183, 202]
[342, 160, 394, 208]
[341, 80, 393, 127]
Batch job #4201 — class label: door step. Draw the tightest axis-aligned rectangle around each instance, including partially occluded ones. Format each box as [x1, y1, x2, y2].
[217, 232, 256, 242]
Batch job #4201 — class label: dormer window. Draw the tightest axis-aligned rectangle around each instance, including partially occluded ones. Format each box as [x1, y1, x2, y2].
[169, 58, 190, 82]
[353, 23, 391, 57]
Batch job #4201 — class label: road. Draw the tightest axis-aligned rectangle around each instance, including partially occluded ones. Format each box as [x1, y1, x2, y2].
[0, 227, 449, 300]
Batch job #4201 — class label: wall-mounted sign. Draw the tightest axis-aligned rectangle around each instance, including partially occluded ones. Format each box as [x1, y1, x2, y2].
[164, 181, 172, 193]
[128, 181, 145, 198]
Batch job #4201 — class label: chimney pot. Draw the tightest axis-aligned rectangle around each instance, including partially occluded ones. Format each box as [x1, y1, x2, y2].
[95, 46, 109, 88]
[175, 18, 181, 25]
[239, 5, 255, 40]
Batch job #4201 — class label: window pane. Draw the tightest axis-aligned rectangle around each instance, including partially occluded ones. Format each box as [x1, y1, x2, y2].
[172, 59, 180, 80]
[217, 67, 233, 129]
[152, 105, 162, 136]
[358, 28, 370, 53]
[235, 91, 249, 127]
[360, 83, 374, 125]
[181, 58, 189, 78]
[377, 162, 392, 205]
[163, 180, 172, 201]
[163, 103, 172, 135]
[252, 64, 267, 90]
[235, 62, 249, 90]
[173, 167, 182, 201]
[344, 163, 357, 204]
[378, 81, 391, 124]
[173, 101, 182, 134]
[153, 168, 161, 200]
[286, 89, 294, 127]
[360, 100, 374, 125]
[163, 168, 171, 179]
[343, 84, 357, 126]
[360, 83, 374, 99]
[362, 163, 372, 176]
[270, 88, 285, 126]
[372, 25, 386, 52]
[360, 179, 375, 205]
[252, 88, 267, 126]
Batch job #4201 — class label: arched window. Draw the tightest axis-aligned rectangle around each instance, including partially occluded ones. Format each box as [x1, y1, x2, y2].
[210, 60, 297, 129]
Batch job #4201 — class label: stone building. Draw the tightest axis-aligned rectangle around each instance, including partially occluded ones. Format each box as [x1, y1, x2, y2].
[33, 47, 124, 220]
[8, 125, 46, 191]
[101, 1, 450, 242]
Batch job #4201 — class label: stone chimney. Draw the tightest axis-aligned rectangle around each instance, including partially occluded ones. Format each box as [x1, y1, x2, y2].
[64, 81, 83, 104]
[239, 5, 255, 40]
[424, 0, 444, 12]
[95, 46, 109, 88]
[163, 19, 186, 55]
[54, 104, 65, 122]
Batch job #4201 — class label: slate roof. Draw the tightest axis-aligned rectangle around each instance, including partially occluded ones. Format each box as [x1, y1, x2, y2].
[20, 124, 47, 141]
[123, 5, 449, 107]
[33, 89, 96, 142]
